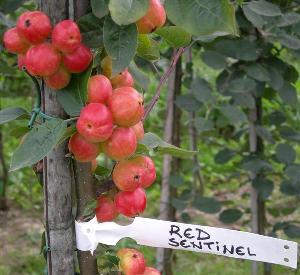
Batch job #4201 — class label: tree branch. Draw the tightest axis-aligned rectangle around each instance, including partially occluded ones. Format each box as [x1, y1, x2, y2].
[142, 47, 185, 121]
[94, 179, 116, 196]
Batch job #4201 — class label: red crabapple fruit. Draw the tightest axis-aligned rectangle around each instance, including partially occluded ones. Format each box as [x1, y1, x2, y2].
[25, 43, 61, 76]
[44, 66, 71, 90]
[102, 127, 137, 161]
[117, 248, 146, 275]
[52, 20, 81, 53]
[115, 187, 147, 217]
[95, 195, 118, 222]
[3, 27, 30, 54]
[17, 11, 52, 44]
[110, 69, 134, 89]
[68, 133, 100, 162]
[63, 43, 92, 73]
[108, 87, 144, 127]
[87, 75, 112, 104]
[76, 103, 113, 143]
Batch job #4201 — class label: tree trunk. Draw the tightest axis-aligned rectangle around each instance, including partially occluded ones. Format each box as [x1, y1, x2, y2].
[40, 1, 74, 274]
[72, 1, 99, 274]
[249, 98, 269, 275]
[186, 50, 204, 196]
[156, 57, 182, 275]
[0, 128, 8, 211]
[188, 112, 204, 196]
[74, 162, 99, 275]
[0, 99, 8, 211]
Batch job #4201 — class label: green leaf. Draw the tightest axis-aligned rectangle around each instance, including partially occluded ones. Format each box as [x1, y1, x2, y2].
[57, 125, 76, 145]
[95, 166, 111, 177]
[57, 64, 93, 116]
[253, 178, 274, 199]
[201, 50, 227, 70]
[136, 34, 160, 61]
[277, 82, 298, 106]
[219, 209, 243, 224]
[244, 64, 270, 82]
[171, 198, 187, 211]
[194, 117, 214, 133]
[0, 107, 29, 124]
[0, 61, 17, 76]
[9, 126, 29, 138]
[40, 231, 46, 256]
[276, 143, 296, 164]
[269, 111, 285, 126]
[77, 13, 104, 48]
[165, 0, 238, 37]
[285, 164, 300, 182]
[139, 132, 197, 158]
[106, 255, 120, 267]
[91, 0, 109, 19]
[220, 106, 247, 125]
[246, 0, 281, 17]
[169, 174, 184, 187]
[103, 16, 138, 75]
[10, 119, 67, 171]
[278, 34, 300, 50]
[214, 148, 236, 164]
[233, 92, 255, 109]
[241, 157, 272, 173]
[280, 126, 300, 142]
[191, 77, 213, 103]
[283, 224, 300, 239]
[267, 67, 284, 90]
[280, 180, 300, 196]
[278, 12, 300, 27]
[154, 26, 191, 48]
[181, 212, 191, 223]
[214, 39, 258, 61]
[128, 61, 150, 90]
[175, 94, 201, 112]
[0, 0, 25, 14]
[242, 5, 265, 28]
[192, 197, 221, 214]
[83, 199, 97, 218]
[281, 207, 297, 216]
[227, 77, 257, 93]
[255, 126, 274, 143]
[109, 0, 149, 25]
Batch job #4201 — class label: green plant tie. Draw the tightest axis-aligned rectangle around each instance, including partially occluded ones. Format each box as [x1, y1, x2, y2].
[23, 68, 54, 128]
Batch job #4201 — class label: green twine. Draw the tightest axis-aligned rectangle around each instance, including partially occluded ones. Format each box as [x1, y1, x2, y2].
[23, 68, 54, 128]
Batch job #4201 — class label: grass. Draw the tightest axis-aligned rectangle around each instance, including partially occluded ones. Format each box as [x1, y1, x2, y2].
[0, 253, 45, 275]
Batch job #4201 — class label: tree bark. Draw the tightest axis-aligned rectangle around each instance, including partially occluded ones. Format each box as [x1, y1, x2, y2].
[188, 112, 204, 196]
[156, 57, 182, 275]
[40, 1, 74, 274]
[0, 129, 8, 211]
[0, 99, 8, 211]
[71, 1, 99, 274]
[74, 162, 99, 275]
[186, 50, 204, 196]
[249, 98, 269, 275]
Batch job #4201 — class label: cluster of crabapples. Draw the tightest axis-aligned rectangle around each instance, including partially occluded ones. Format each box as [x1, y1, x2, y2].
[3, 10, 92, 89]
[3, 0, 166, 89]
[117, 248, 160, 275]
[68, 65, 156, 222]
[3, 1, 166, 220]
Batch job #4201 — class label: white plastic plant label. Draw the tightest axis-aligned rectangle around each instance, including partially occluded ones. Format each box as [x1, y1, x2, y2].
[75, 217, 298, 269]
